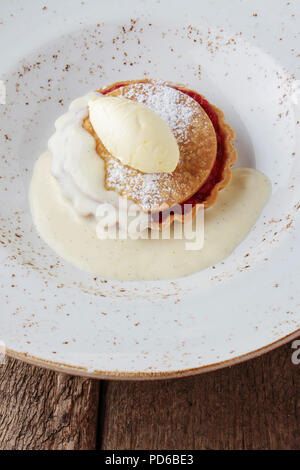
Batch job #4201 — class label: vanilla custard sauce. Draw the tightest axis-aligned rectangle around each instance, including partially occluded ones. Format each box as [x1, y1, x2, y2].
[29, 152, 271, 281]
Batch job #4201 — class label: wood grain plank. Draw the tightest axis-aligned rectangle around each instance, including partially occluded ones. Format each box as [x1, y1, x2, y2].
[0, 357, 99, 450]
[100, 341, 300, 450]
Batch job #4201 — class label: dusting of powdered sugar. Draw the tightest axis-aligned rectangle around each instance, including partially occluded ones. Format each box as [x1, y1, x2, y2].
[106, 157, 173, 210]
[124, 83, 196, 143]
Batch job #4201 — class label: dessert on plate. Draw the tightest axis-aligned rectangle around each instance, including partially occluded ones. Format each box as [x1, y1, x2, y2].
[29, 77, 270, 280]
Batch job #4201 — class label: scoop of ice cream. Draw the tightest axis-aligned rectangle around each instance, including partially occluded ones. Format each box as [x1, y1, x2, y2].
[88, 96, 180, 173]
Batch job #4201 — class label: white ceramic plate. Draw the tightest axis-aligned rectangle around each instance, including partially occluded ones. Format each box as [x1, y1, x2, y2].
[0, 0, 299, 379]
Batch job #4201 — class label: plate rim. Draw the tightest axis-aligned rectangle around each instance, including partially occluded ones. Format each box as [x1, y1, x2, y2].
[7, 328, 300, 380]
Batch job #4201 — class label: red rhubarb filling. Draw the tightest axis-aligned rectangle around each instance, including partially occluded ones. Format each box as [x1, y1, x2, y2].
[101, 81, 226, 220]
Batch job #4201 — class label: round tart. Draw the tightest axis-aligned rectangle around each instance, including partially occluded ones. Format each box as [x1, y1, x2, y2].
[83, 79, 237, 230]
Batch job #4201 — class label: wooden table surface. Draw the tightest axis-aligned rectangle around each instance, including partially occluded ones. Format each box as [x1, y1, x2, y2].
[0, 339, 299, 450]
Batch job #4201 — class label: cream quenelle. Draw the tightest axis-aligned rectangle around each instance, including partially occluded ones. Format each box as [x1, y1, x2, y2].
[88, 96, 180, 173]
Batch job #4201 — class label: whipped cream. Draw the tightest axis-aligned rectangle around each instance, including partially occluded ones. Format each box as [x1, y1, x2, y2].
[49, 92, 121, 217]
